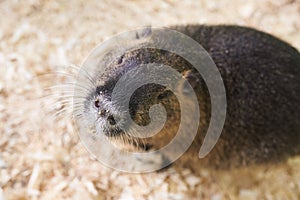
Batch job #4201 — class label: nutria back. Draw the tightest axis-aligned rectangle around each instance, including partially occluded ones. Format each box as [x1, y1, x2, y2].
[170, 25, 300, 168]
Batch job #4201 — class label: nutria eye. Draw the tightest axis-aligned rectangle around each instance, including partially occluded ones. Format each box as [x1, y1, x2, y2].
[94, 99, 100, 108]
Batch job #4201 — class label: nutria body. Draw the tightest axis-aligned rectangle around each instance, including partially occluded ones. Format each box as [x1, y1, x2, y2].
[82, 25, 300, 170]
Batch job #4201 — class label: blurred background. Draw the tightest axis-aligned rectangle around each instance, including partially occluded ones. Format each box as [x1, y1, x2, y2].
[1, 0, 300, 199]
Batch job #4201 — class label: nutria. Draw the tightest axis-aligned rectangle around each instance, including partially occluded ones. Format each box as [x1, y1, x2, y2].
[77, 25, 300, 171]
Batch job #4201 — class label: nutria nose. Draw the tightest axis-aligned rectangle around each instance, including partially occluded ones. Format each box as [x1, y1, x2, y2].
[107, 115, 116, 125]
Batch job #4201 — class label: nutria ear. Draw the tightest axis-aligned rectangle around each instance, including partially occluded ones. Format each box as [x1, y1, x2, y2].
[135, 26, 152, 39]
